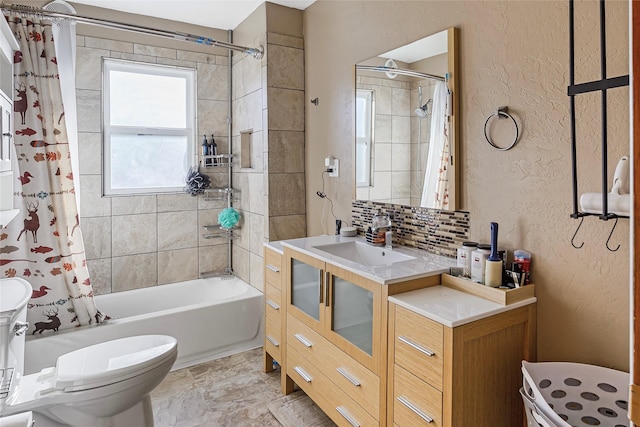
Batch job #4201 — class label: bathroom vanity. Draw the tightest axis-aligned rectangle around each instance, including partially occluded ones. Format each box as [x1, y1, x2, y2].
[263, 235, 536, 427]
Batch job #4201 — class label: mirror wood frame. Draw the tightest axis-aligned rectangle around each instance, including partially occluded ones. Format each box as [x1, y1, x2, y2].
[353, 27, 459, 211]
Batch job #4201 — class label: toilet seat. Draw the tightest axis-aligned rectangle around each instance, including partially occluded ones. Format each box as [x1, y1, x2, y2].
[47, 335, 177, 393]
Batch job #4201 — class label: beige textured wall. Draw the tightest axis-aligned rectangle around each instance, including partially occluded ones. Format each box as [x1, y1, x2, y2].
[304, 1, 630, 370]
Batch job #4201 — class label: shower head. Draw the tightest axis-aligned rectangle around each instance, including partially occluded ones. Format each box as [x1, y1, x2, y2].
[415, 99, 432, 118]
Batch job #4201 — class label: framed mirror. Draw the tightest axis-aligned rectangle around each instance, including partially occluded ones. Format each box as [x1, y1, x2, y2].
[354, 27, 459, 210]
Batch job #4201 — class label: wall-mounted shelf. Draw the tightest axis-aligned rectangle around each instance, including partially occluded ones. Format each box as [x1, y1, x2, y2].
[203, 187, 237, 201]
[202, 154, 233, 168]
[202, 224, 236, 240]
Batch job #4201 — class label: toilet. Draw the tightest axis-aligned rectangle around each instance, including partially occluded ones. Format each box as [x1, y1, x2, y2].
[0, 278, 178, 427]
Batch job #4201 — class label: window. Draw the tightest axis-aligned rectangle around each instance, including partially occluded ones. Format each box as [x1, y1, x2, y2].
[355, 89, 373, 187]
[103, 59, 195, 195]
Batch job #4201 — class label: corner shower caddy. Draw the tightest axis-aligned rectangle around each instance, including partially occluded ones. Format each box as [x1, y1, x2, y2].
[568, 0, 629, 251]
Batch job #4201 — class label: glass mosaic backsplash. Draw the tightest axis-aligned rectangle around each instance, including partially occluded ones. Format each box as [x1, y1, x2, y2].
[351, 201, 470, 259]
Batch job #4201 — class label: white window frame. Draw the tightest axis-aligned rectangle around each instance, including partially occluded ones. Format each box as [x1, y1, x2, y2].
[356, 89, 374, 187]
[102, 59, 196, 196]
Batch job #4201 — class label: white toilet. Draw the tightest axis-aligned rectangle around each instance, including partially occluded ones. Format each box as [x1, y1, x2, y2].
[0, 278, 178, 427]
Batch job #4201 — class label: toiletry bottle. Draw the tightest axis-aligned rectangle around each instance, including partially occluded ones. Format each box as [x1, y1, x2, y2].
[209, 134, 218, 165]
[202, 135, 209, 166]
[485, 222, 503, 287]
[470, 244, 491, 283]
[457, 241, 478, 278]
[513, 249, 531, 284]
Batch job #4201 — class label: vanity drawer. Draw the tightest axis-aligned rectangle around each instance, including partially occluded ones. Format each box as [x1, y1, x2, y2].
[393, 364, 442, 427]
[264, 248, 282, 288]
[287, 345, 379, 427]
[287, 314, 380, 419]
[394, 305, 444, 390]
[265, 283, 282, 323]
[265, 316, 282, 361]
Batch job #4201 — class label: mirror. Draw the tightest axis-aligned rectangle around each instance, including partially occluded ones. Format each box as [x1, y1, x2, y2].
[354, 27, 459, 210]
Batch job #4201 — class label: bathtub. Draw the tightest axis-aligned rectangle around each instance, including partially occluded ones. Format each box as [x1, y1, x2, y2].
[24, 276, 264, 374]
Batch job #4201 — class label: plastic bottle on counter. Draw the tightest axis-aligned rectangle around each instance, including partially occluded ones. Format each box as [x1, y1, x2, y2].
[470, 244, 491, 284]
[457, 241, 478, 278]
[513, 250, 532, 284]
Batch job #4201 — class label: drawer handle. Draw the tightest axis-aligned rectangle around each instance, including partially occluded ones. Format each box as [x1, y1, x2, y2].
[266, 299, 280, 310]
[397, 395, 434, 423]
[398, 335, 435, 357]
[293, 366, 312, 383]
[336, 367, 361, 387]
[336, 405, 360, 427]
[266, 335, 279, 347]
[294, 333, 313, 348]
[266, 264, 280, 272]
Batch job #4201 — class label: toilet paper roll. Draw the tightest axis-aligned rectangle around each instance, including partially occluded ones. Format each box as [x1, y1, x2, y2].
[580, 192, 630, 216]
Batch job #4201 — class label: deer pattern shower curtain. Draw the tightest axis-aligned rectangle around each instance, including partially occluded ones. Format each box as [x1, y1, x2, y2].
[1, 14, 104, 332]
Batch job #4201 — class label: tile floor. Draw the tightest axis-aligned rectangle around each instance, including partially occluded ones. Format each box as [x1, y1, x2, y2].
[151, 348, 284, 427]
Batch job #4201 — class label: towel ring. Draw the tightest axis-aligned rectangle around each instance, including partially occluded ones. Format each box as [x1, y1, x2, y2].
[484, 106, 520, 151]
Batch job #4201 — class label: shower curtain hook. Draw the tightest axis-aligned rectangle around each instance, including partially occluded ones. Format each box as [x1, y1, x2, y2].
[605, 217, 620, 252]
[570, 216, 585, 249]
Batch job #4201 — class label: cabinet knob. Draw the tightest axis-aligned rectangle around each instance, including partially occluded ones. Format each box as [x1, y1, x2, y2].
[2, 132, 12, 139]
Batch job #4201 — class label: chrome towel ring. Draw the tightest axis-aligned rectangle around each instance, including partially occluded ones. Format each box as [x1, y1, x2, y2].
[484, 106, 520, 151]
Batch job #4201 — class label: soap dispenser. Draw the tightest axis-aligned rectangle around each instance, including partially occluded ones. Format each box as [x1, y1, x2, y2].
[367, 209, 390, 246]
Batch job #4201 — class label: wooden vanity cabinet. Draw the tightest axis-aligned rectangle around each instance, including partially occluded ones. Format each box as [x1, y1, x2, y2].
[263, 245, 292, 394]
[283, 246, 439, 426]
[388, 302, 537, 427]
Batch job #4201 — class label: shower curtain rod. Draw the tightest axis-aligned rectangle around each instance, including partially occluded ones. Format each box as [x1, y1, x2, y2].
[356, 64, 445, 81]
[1, 3, 264, 59]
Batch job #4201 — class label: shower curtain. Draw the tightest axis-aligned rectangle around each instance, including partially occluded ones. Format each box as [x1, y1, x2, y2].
[1, 14, 103, 331]
[420, 81, 450, 210]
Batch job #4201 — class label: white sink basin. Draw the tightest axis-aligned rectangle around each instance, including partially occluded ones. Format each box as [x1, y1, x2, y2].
[312, 241, 415, 266]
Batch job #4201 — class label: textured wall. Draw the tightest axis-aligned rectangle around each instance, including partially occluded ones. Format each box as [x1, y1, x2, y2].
[304, 1, 630, 370]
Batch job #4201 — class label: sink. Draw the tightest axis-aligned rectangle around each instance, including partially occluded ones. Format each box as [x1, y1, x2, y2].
[312, 241, 416, 266]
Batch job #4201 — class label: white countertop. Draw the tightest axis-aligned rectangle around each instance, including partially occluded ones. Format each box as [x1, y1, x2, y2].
[389, 285, 537, 327]
[279, 235, 455, 285]
[263, 240, 284, 255]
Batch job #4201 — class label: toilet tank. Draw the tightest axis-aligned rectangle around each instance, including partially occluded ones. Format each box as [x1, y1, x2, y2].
[0, 278, 32, 384]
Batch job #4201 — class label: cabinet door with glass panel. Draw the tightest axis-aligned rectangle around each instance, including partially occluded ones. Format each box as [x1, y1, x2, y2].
[285, 248, 383, 373]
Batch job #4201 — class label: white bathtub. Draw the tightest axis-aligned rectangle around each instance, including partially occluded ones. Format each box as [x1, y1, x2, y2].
[24, 276, 264, 374]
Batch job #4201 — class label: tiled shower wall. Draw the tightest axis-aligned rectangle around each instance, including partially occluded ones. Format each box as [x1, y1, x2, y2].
[230, 31, 306, 291]
[76, 35, 232, 294]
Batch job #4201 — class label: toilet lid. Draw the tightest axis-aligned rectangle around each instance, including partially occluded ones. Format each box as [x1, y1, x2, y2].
[53, 335, 177, 392]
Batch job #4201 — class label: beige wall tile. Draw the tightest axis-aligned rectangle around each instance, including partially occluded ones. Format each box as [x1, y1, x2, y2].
[391, 143, 411, 172]
[267, 88, 304, 131]
[374, 143, 392, 172]
[232, 55, 262, 100]
[82, 216, 111, 260]
[78, 132, 102, 176]
[157, 193, 198, 212]
[119, 53, 157, 63]
[177, 50, 218, 64]
[79, 175, 111, 218]
[158, 211, 198, 251]
[267, 33, 304, 49]
[231, 244, 250, 283]
[391, 116, 411, 143]
[248, 251, 264, 292]
[391, 88, 410, 116]
[267, 44, 304, 90]
[156, 57, 197, 68]
[112, 253, 157, 292]
[158, 248, 199, 284]
[232, 90, 263, 135]
[268, 173, 306, 216]
[76, 90, 101, 133]
[198, 99, 230, 137]
[369, 171, 392, 201]
[86, 258, 111, 295]
[391, 171, 411, 199]
[267, 131, 304, 173]
[198, 63, 228, 101]
[112, 213, 157, 256]
[198, 244, 230, 275]
[76, 47, 109, 90]
[134, 44, 177, 59]
[247, 173, 265, 215]
[269, 215, 306, 241]
[112, 195, 157, 215]
[85, 36, 134, 53]
[374, 114, 392, 143]
[248, 213, 264, 256]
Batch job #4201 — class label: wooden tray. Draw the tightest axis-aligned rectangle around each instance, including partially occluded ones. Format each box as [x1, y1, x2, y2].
[440, 274, 535, 306]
